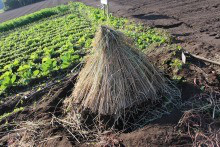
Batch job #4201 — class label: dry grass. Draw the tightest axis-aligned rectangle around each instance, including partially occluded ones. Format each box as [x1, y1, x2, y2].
[176, 110, 220, 147]
[67, 26, 180, 124]
[1, 120, 64, 147]
[175, 92, 220, 147]
[2, 121, 48, 147]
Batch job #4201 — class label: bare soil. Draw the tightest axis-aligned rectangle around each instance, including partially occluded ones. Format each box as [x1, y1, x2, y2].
[0, 0, 219, 146]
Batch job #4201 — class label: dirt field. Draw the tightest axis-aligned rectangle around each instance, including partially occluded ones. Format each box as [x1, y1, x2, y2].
[0, 0, 219, 146]
[110, 0, 220, 70]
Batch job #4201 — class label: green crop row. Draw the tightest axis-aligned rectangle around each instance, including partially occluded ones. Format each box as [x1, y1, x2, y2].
[0, 4, 70, 32]
[0, 2, 170, 97]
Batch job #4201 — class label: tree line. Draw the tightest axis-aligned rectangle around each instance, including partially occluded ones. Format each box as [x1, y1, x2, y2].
[0, 0, 4, 9]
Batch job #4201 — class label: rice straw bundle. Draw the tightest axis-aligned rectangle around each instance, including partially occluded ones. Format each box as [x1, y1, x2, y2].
[71, 26, 180, 121]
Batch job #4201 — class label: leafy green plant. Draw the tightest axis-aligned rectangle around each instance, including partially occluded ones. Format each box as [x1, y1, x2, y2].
[60, 52, 80, 69]
[33, 70, 40, 77]
[171, 59, 183, 72]
[77, 36, 86, 47]
[41, 57, 58, 75]
[17, 64, 32, 84]
[0, 71, 16, 93]
[30, 52, 39, 61]
[3, 59, 20, 72]
[3, 64, 13, 71]
[43, 47, 55, 57]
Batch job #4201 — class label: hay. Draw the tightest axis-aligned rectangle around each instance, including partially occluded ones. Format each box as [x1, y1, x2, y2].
[70, 26, 180, 122]
[4, 121, 48, 147]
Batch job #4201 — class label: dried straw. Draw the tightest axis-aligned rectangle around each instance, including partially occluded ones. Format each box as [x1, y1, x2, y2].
[70, 26, 180, 121]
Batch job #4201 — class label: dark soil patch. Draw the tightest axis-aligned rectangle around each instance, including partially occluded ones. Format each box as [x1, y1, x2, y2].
[119, 125, 187, 147]
[0, 74, 78, 146]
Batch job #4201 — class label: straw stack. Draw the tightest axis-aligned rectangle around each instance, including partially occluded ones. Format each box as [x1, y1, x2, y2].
[70, 26, 180, 120]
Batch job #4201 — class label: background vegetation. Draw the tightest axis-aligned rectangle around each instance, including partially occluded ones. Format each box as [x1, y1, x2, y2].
[0, 0, 3, 9]
[2, 0, 43, 11]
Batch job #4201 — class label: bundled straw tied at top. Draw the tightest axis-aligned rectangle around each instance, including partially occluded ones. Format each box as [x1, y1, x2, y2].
[70, 26, 181, 121]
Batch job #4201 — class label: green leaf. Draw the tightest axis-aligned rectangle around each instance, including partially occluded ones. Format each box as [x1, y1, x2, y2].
[41, 64, 48, 72]
[42, 57, 50, 63]
[72, 55, 80, 60]
[13, 59, 20, 66]
[2, 76, 11, 86]
[18, 65, 30, 71]
[200, 86, 205, 91]
[3, 64, 14, 71]
[11, 75, 16, 83]
[33, 70, 40, 76]
[52, 61, 57, 67]
[0, 85, 7, 91]
[61, 55, 68, 62]
[61, 63, 70, 69]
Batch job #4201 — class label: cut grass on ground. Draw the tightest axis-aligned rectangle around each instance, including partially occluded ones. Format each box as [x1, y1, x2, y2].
[0, 107, 24, 121]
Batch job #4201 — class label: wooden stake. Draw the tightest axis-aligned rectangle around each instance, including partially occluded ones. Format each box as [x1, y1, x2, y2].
[107, 2, 109, 18]
[104, 4, 106, 15]
[184, 51, 220, 66]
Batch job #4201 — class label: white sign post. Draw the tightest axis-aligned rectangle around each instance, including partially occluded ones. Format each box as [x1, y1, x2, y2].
[182, 52, 186, 64]
[101, 0, 108, 5]
[101, 0, 109, 17]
